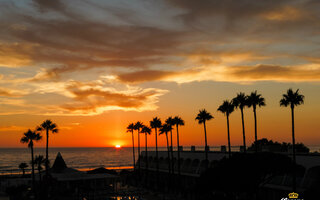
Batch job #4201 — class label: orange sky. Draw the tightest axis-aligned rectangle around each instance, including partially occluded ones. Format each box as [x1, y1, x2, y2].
[1, 82, 319, 148]
[0, 0, 319, 147]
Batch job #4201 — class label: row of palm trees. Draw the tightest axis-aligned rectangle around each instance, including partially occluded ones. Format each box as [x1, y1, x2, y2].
[126, 88, 304, 192]
[20, 120, 58, 191]
[127, 116, 185, 176]
[126, 91, 266, 171]
[216, 91, 266, 157]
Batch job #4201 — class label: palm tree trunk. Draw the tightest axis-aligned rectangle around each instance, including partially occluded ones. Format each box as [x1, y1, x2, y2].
[170, 130, 174, 175]
[38, 168, 42, 182]
[131, 130, 135, 170]
[166, 133, 171, 174]
[253, 107, 258, 153]
[176, 125, 181, 176]
[22, 169, 25, 176]
[138, 129, 141, 173]
[241, 108, 246, 153]
[46, 129, 49, 176]
[227, 115, 231, 158]
[31, 144, 35, 190]
[145, 133, 148, 185]
[203, 121, 208, 162]
[155, 128, 159, 186]
[145, 133, 148, 171]
[291, 106, 297, 192]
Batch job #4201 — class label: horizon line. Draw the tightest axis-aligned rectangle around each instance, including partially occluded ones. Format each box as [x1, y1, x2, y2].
[1, 144, 320, 149]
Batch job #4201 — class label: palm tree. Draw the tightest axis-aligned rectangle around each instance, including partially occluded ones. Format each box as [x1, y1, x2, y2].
[34, 155, 46, 182]
[38, 120, 58, 176]
[126, 123, 136, 170]
[280, 88, 304, 192]
[247, 91, 266, 152]
[165, 116, 175, 174]
[217, 100, 234, 158]
[173, 116, 184, 175]
[134, 121, 143, 172]
[19, 162, 28, 176]
[232, 92, 248, 153]
[195, 109, 214, 162]
[159, 123, 173, 174]
[141, 125, 152, 171]
[20, 129, 42, 190]
[150, 117, 162, 183]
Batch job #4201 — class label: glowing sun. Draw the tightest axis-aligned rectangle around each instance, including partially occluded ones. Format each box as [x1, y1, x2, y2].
[115, 144, 121, 148]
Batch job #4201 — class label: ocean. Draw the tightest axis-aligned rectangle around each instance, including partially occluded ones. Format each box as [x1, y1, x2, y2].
[1, 145, 320, 175]
[0, 147, 136, 175]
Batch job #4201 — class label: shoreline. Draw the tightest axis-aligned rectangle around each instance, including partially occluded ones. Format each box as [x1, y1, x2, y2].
[0, 166, 134, 176]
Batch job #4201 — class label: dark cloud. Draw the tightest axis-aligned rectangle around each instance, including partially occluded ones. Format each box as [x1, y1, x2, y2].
[114, 67, 209, 83]
[114, 64, 320, 83]
[0, 0, 319, 84]
[167, 0, 290, 20]
[0, 0, 319, 116]
[116, 70, 176, 83]
[0, 11, 187, 76]
[166, 0, 320, 38]
[32, 0, 65, 12]
[228, 64, 320, 81]
[0, 89, 15, 97]
[0, 88, 23, 97]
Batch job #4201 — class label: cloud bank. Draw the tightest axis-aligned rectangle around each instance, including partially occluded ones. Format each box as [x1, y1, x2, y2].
[0, 0, 319, 115]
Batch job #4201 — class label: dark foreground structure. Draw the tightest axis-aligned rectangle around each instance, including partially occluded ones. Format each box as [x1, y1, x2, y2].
[128, 149, 320, 200]
[1, 149, 320, 200]
[1, 152, 119, 200]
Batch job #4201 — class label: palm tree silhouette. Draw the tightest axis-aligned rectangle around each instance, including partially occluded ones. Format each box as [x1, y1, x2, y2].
[126, 123, 136, 170]
[150, 117, 162, 184]
[280, 88, 304, 192]
[173, 116, 184, 175]
[233, 92, 248, 153]
[165, 116, 175, 174]
[247, 91, 266, 152]
[34, 155, 46, 182]
[195, 109, 214, 162]
[217, 100, 234, 158]
[19, 162, 28, 176]
[141, 125, 151, 171]
[38, 120, 58, 176]
[20, 129, 42, 190]
[159, 123, 173, 174]
[134, 121, 143, 172]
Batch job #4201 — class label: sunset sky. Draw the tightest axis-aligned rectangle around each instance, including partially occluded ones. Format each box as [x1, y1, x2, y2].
[0, 0, 319, 148]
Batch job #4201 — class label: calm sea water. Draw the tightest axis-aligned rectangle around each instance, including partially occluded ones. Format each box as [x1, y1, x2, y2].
[1, 145, 320, 175]
[0, 147, 136, 175]
[0, 147, 171, 175]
